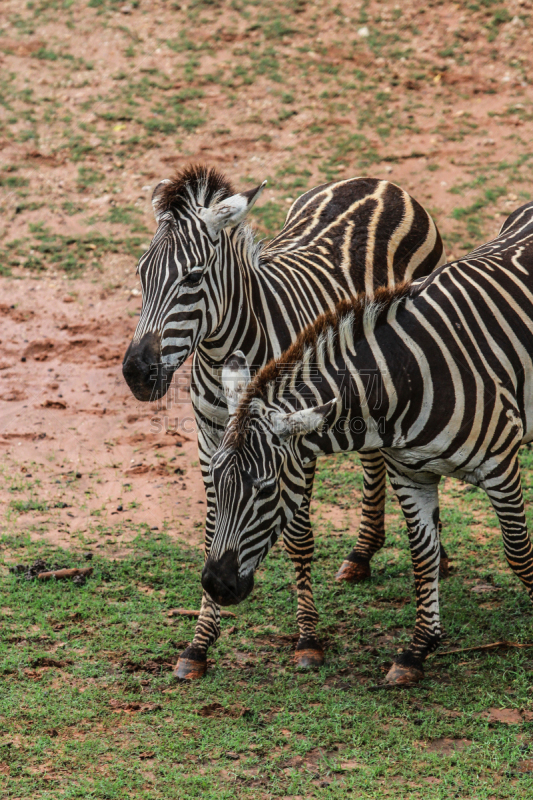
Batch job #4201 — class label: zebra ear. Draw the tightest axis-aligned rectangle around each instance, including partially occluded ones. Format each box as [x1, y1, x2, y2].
[222, 351, 251, 415]
[152, 179, 172, 221]
[199, 181, 267, 237]
[273, 398, 338, 437]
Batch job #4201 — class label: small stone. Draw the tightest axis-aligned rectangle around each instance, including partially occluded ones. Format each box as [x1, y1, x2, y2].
[358, 26, 370, 37]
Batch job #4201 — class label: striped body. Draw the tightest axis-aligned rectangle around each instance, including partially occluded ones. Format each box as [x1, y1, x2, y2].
[207, 203, 533, 681]
[122, 166, 446, 677]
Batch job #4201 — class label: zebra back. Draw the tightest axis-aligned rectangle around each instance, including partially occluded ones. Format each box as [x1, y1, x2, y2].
[263, 177, 445, 298]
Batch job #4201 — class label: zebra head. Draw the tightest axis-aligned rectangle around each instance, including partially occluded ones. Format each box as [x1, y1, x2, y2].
[122, 166, 266, 401]
[202, 352, 336, 606]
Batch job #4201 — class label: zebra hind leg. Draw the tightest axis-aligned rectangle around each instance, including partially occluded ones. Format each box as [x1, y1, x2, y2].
[438, 524, 450, 578]
[283, 494, 324, 669]
[335, 450, 386, 583]
[482, 457, 533, 601]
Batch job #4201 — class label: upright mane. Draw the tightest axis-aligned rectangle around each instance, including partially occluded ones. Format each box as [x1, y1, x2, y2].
[230, 282, 412, 445]
[157, 164, 235, 214]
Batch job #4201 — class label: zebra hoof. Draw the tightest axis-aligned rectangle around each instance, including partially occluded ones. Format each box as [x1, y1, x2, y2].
[335, 559, 371, 583]
[385, 662, 424, 686]
[439, 557, 450, 579]
[173, 649, 207, 681]
[294, 638, 324, 669]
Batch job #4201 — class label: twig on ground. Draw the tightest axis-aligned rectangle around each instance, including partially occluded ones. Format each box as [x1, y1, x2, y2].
[37, 567, 93, 580]
[429, 641, 533, 658]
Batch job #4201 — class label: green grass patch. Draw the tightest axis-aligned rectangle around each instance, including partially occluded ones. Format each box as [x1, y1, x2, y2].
[250, 201, 287, 238]
[0, 227, 146, 276]
[3, 448, 533, 798]
[9, 499, 67, 513]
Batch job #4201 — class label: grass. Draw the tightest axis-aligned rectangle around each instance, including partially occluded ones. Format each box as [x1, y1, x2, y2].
[0, 0, 531, 264]
[0, 227, 147, 276]
[3, 448, 533, 798]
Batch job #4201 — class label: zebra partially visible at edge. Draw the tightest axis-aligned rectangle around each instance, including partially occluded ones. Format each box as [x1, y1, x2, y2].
[206, 202, 533, 685]
[122, 165, 447, 680]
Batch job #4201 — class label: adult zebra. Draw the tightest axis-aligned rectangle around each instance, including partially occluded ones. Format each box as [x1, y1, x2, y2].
[122, 165, 447, 680]
[206, 202, 533, 684]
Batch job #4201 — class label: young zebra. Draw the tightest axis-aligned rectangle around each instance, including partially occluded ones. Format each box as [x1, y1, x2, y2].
[206, 202, 533, 684]
[122, 165, 447, 680]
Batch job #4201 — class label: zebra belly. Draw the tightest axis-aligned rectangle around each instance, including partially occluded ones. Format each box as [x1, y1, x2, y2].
[383, 445, 510, 486]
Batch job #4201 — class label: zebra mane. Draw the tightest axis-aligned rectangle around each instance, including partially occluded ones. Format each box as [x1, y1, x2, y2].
[230, 282, 412, 446]
[154, 164, 264, 267]
[155, 162, 264, 267]
[156, 163, 235, 214]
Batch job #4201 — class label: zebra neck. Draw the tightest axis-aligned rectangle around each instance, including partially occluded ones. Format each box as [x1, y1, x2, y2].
[199, 230, 253, 365]
[199, 234, 291, 367]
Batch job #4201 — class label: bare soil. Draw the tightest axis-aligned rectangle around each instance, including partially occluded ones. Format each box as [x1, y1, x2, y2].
[0, 277, 206, 552]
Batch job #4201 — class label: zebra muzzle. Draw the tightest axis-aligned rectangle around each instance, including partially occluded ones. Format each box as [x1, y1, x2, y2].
[122, 331, 174, 401]
[202, 551, 254, 606]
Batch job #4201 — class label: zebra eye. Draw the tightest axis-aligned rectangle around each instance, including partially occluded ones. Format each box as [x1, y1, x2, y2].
[256, 482, 274, 498]
[183, 269, 204, 286]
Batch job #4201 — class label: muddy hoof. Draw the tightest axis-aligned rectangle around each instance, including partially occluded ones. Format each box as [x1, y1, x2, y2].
[294, 647, 325, 669]
[335, 559, 371, 583]
[439, 557, 450, 579]
[386, 662, 424, 685]
[173, 651, 207, 681]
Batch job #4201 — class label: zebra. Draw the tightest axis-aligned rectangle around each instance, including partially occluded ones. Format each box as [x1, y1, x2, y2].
[205, 202, 533, 685]
[122, 164, 447, 680]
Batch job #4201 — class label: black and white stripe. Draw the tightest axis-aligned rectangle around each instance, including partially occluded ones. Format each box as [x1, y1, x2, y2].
[207, 202, 533, 682]
[122, 165, 446, 678]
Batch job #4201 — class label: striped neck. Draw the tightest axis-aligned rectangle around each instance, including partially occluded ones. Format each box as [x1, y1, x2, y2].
[198, 228, 259, 366]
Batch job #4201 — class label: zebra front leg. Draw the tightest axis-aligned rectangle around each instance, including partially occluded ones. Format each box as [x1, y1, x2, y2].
[173, 489, 221, 680]
[385, 472, 442, 684]
[335, 449, 386, 583]
[174, 421, 223, 681]
[284, 476, 324, 669]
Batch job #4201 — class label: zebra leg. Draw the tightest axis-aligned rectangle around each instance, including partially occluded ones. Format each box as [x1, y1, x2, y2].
[283, 486, 324, 669]
[481, 457, 533, 599]
[335, 451, 450, 583]
[438, 523, 450, 578]
[384, 472, 442, 685]
[174, 420, 223, 681]
[335, 449, 386, 583]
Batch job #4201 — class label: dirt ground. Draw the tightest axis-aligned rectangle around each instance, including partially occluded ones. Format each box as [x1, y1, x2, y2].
[1, 0, 533, 555]
[0, 277, 210, 552]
